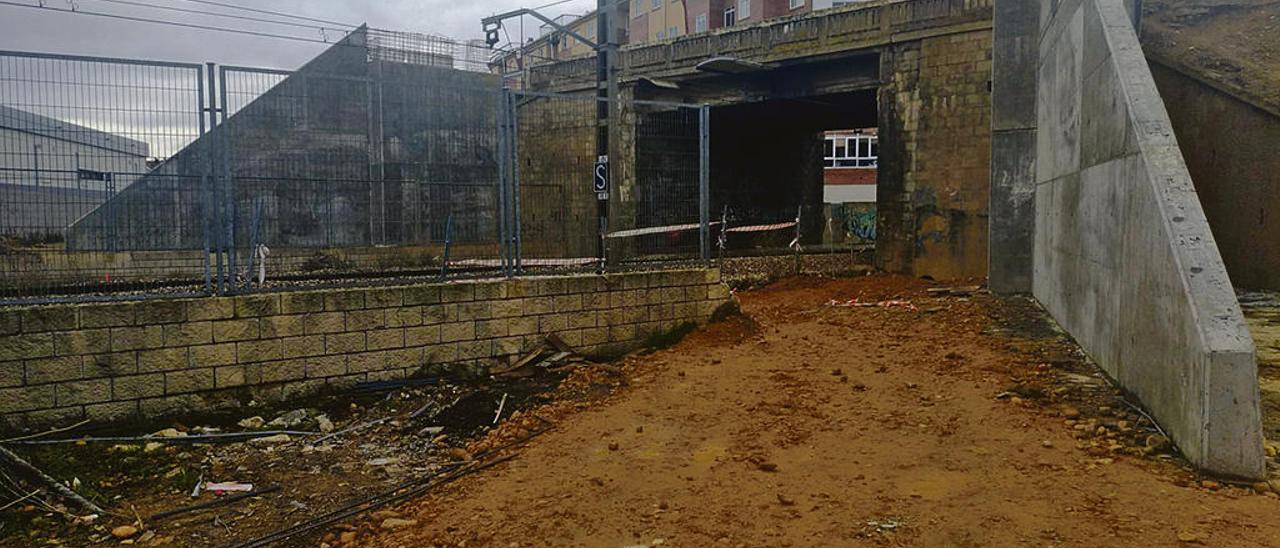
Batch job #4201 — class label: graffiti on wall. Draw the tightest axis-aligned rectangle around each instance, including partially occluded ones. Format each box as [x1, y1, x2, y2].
[823, 203, 877, 246]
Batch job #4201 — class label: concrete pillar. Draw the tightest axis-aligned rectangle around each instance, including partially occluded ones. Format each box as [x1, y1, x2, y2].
[988, 0, 1040, 294]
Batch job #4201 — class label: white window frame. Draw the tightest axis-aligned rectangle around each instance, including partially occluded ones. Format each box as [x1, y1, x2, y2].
[824, 133, 878, 168]
[695, 13, 708, 32]
[790, 0, 805, 9]
[724, 5, 736, 26]
[738, 0, 751, 20]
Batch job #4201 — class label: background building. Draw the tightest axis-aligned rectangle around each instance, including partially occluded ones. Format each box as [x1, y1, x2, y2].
[0, 105, 149, 240]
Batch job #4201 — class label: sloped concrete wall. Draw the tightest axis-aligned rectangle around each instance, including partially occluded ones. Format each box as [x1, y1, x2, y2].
[1034, 0, 1264, 478]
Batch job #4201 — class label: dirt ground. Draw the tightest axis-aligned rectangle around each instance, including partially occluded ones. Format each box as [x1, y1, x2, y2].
[1143, 0, 1280, 113]
[1241, 294, 1280, 443]
[341, 275, 1280, 548]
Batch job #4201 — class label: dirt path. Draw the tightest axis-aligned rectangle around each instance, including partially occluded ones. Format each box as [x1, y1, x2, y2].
[353, 275, 1280, 547]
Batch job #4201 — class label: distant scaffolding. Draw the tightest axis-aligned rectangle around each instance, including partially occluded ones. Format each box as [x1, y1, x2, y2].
[366, 28, 495, 73]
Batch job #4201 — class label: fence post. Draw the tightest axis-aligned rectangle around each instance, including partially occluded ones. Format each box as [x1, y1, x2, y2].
[197, 67, 212, 295]
[496, 88, 511, 277]
[699, 105, 711, 262]
[206, 62, 225, 296]
[510, 90, 523, 274]
[217, 67, 239, 292]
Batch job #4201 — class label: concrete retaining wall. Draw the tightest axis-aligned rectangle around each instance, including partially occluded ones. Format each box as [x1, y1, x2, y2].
[0, 268, 732, 433]
[1034, 0, 1264, 478]
[1149, 61, 1280, 292]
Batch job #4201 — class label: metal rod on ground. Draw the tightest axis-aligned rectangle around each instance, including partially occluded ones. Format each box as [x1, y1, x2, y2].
[0, 445, 104, 515]
[309, 418, 390, 446]
[149, 485, 281, 522]
[3, 430, 317, 446]
[0, 489, 40, 513]
[231, 420, 552, 548]
[0, 419, 90, 444]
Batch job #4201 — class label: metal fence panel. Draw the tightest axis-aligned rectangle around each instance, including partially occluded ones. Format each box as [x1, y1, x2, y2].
[0, 50, 209, 304]
[0, 30, 728, 305]
[509, 91, 711, 272]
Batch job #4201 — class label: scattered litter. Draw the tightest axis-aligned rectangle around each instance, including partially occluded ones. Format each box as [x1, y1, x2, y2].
[316, 415, 335, 433]
[493, 393, 509, 425]
[926, 285, 982, 297]
[151, 428, 186, 438]
[204, 482, 254, 493]
[268, 410, 309, 429]
[864, 517, 905, 535]
[248, 434, 292, 445]
[110, 525, 138, 539]
[149, 486, 281, 522]
[238, 417, 266, 429]
[827, 298, 918, 311]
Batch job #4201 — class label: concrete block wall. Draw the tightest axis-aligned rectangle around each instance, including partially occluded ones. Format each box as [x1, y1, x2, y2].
[0, 268, 732, 433]
[1034, 0, 1264, 478]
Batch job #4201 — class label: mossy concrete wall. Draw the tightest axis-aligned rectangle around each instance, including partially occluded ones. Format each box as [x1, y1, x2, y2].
[0, 268, 731, 433]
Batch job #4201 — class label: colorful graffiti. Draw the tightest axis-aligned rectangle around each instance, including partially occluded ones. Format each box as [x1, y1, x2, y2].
[846, 207, 877, 243]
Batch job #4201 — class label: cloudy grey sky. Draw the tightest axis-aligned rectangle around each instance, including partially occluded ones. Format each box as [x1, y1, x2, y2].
[0, 0, 600, 70]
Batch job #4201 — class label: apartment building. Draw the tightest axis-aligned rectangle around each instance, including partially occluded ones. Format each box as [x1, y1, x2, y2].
[630, 0, 688, 42]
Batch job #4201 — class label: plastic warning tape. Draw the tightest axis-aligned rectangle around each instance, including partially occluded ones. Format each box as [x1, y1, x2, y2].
[451, 258, 598, 267]
[605, 222, 724, 239]
[724, 221, 798, 234]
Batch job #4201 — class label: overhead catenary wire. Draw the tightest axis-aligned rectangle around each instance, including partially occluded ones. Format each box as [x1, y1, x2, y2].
[0, 0, 353, 46]
[179, 0, 356, 29]
[86, 0, 350, 33]
[0, 0, 483, 55]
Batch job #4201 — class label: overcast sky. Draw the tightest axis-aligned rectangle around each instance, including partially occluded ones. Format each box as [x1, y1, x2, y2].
[0, 0, 600, 70]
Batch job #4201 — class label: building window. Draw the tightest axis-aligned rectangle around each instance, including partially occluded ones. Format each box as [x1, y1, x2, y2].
[724, 5, 736, 26]
[790, 0, 805, 9]
[738, 0, 751, 20]
[825, 132, 879, 168]
[669, 26, 678, 37]
[695, 14, 708, 32]
[657, 29, 666, 39]
[652, 0, 661, 10]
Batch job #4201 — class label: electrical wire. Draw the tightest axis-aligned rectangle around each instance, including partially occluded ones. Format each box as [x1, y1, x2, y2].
[86, 0, 346, 32]
[0, 0, 474, 53]
[0, 0, 348, 45]
[178, 0, 356, 28]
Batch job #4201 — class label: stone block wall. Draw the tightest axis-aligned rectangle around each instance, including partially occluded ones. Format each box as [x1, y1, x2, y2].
[878, 28, 993, 279]
[0, 268, 731, 433]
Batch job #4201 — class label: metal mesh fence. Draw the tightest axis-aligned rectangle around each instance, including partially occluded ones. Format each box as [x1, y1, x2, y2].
[0, 28, 735, 306]
[0, 50, 209, 303]
[508, 91, 709, 272]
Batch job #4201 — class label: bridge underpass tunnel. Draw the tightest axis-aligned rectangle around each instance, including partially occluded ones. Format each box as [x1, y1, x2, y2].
[708, 89, 878, 256]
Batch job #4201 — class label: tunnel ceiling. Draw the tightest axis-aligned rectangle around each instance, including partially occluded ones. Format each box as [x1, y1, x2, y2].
[711, 90, 879, 134]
